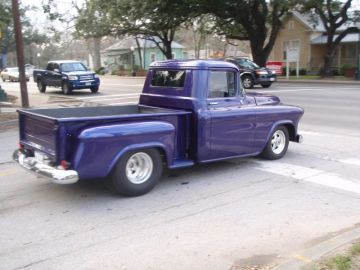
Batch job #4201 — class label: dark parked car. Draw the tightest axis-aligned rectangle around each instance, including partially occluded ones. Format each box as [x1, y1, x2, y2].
[225, 57, 277, 89]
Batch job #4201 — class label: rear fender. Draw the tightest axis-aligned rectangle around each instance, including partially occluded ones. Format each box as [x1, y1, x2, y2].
[74, 121, 175, 179]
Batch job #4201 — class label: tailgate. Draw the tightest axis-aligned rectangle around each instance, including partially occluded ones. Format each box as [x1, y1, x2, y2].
[19, 112, 58, 158]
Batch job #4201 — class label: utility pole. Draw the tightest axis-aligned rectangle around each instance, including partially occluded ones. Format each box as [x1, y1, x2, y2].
[12, 0, 29, 108]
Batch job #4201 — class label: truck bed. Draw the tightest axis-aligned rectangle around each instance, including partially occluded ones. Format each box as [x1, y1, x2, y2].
[23, 105, 174, 119]
[18, 105, 191, 165]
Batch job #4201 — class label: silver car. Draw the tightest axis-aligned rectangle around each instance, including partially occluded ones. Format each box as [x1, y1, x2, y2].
[1, 67, 30, 82]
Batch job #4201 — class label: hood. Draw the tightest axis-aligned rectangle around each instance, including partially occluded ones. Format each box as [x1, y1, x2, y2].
[246, 92, 280, 105]
[63, 71, 95, 76]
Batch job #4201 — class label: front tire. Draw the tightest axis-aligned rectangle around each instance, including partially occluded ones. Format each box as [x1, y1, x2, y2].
[37, 79, 46, 92]
[90, 85, 99, 93]
[104, 149, 163, 197]
[62, 82, 72, 95]
[242, 75, 254, 89]
[260, 126, 289, 160]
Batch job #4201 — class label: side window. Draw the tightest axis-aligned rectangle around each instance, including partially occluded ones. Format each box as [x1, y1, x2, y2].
[53, 63, 60, 72]
[151, 70, 186, 88]
[208, 71, 236, 98]
[46, 63, 54, 71]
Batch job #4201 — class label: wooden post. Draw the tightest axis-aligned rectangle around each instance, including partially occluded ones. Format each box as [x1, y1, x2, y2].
[12, 0, 29, 108]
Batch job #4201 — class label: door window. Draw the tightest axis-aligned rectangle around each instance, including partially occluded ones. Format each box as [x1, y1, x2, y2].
[208, 71, 236, 98]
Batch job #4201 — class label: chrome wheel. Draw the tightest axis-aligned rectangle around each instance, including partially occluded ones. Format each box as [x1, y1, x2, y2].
[271, 130, 286, 154]
[126, 152, 153, 184]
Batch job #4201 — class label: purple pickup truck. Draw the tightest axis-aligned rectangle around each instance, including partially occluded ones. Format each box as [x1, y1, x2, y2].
[13, 60, 304, 196]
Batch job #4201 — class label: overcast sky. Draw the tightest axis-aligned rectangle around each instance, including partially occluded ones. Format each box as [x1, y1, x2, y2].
[21, 0, 360, 32]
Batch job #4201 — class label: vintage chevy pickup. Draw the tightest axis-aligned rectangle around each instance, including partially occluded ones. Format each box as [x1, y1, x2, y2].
[14, 60, 304, 196]
[33, 60, 100, 94]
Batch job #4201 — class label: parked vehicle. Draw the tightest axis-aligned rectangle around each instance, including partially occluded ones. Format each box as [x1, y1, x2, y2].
[1, 67, 30, 82]
[33, 60, 100, 94]
[225, 57, 277, 88]
[13, 60, 303, 197]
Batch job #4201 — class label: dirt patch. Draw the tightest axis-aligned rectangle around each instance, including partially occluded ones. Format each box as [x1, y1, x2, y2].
[231, 254, 278, 270]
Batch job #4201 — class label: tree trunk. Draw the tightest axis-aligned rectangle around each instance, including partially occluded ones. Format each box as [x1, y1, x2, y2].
[321, 45, 336, 77]
[135, 37, 143, 69]
[251, 42, 268, 67]
[92, 37, 102, 70]
[163, 40, 173, 59]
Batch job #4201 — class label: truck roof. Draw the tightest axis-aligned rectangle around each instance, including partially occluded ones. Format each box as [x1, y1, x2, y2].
[48, 60, 84, 64]
[150, 59, 239, 70]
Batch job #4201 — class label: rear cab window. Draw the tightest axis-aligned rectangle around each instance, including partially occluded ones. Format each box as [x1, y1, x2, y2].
[151, 70, 186, 88]
[145, 69, 192, 97]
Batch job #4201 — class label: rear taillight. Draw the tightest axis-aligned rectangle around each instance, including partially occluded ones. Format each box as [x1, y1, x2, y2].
[60, 160, 71, 170]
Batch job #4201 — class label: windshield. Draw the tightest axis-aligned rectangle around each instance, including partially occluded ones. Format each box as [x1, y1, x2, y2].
[60, 62, 87, 72]
[236, 59, 260, 69]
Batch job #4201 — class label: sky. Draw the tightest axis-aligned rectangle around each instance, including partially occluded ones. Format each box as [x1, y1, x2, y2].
[20, 0, 360, 32]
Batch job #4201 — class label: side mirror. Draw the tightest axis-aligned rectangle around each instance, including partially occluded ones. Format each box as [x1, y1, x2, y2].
[54, 68, 60, 73]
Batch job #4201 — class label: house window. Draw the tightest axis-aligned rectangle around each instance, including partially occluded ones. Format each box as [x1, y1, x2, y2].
[283, 40, 300, 60]
[150, 52, 156, 63]
[208, 71, 236, 98]
[342, 43, 356, 58]
[288, 20, 295, 30]
[172, 52, 176, 59]
[151, 70, 186, 88]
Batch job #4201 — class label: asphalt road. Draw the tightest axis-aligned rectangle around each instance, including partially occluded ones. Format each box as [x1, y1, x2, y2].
[0, 78, 360, 270]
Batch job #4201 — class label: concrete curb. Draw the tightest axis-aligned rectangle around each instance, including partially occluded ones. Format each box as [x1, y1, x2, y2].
[277, 79, 360, 85]
[273, 226, 360, 270]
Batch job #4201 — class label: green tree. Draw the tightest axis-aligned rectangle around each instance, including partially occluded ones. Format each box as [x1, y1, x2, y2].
[301, 0, 360, 76]
[201, 0, 294, 66]
[0, 2, 48, 68]
[104, 0, 197, 59]
[74, 0, 112, 69]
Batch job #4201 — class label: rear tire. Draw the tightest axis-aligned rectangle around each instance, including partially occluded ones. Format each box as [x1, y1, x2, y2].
[1, 76, 5, 82]
[62, 82, 72, 95]
[260, 126, 289, 160]
[104, 149, 162, 197]
[37, 80, 46, 93]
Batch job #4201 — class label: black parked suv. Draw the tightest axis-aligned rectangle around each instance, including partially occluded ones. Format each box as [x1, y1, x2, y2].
[225, 57, 277, 89]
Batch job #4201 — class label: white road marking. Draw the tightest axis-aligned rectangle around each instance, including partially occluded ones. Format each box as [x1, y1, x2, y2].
[253, 161, 360, 194]
[77, 93, 140, 100]
[339, 159, 360, 166]
[100, 83, 144, 87]
[108, 101, 138, 105]
[258, 88, 328, 93]
[298, 130, 320, 136]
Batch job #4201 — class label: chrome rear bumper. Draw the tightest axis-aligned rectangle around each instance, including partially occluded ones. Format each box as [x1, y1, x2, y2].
[13, 150, 79, 184]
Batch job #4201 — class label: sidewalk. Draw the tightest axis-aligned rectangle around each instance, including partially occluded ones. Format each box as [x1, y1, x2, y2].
[277, 77, 360, 85]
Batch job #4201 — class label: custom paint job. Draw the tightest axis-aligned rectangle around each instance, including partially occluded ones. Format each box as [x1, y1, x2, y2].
[15, 60, 303, 182]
